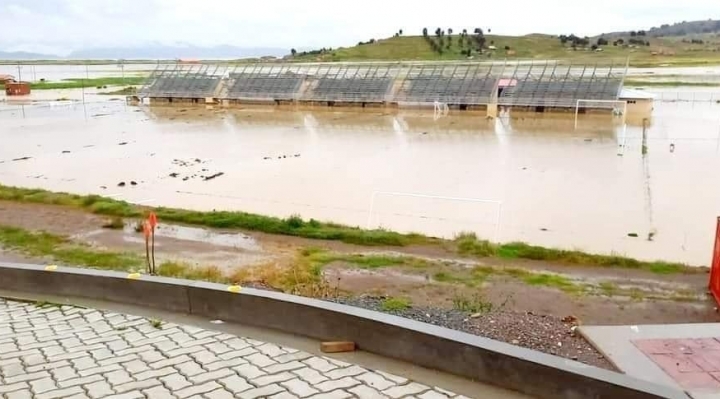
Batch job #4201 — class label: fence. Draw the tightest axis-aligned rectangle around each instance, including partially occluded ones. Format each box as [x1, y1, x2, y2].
[654, 91, 720, 103]
[709, 217, 720, 306]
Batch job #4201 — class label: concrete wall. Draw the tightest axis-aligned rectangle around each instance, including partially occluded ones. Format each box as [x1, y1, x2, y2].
[0, 263, 690, 399]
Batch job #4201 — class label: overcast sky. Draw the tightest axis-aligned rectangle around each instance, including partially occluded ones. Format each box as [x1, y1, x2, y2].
[2, 0, 720, 55]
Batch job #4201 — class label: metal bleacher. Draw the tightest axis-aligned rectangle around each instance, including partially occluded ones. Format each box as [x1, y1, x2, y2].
[226, 65, 303, 101]
[498, 62, 624, 108]
[395, 63, 503, 105]
[304, 65, 394, 103]
[137, 61, 627, 109]
[140, 64, 223, 98]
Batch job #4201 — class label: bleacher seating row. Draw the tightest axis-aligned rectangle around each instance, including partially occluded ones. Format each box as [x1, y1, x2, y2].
[141, 73, 624, 107]
[147, 77, 220, 97]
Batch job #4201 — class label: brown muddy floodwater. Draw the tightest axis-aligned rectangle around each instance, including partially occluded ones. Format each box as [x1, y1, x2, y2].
[1, 87, 720, 266]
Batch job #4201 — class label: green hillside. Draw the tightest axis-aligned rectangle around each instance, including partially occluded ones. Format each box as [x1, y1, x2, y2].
[292, 34, 720, 66]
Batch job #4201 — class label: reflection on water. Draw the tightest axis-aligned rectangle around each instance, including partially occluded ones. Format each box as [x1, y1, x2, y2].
[0, 94, 719, 265]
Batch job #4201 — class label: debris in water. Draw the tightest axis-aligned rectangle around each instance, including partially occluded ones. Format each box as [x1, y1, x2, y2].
[584, 138, 593, 142]
[263, 157, 271, 160]
[294, 154, 301, 158]
[182, 177, 189, 181]
[12, 156, 32, 161]
[118, 142, 128, 146]
[62, 150, 71, 154]
[540, 228, 548, 232]
[669, 143, 676, 153]
[169, 173, 179, 178]
[627, 233, 639, 238]
[130, 181, 137, 186]
[83, 145, 95, 148]
[194, 158, 202, 163]
[204, 172, 225, 181]
[117, 182, 126, 187]
[100, 186, 107, 189]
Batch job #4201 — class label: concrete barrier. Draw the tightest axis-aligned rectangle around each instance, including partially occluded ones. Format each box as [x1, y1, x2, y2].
[0, 263, 690, 399]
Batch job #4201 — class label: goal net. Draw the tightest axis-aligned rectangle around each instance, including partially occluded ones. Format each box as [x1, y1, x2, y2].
[575, 99, 627, 129]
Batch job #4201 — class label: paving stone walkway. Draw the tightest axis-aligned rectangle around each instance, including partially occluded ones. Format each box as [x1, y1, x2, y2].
[0, 298, 466, 399]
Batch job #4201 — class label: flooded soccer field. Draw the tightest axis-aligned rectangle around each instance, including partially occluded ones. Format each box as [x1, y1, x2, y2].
[1, 84, 719, 266]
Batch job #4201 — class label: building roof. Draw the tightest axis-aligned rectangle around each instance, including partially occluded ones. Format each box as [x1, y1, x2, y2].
[619, 88, 655, 100]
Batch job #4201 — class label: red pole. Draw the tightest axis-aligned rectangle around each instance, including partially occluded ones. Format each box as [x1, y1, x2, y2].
[709, 218, 720, 306]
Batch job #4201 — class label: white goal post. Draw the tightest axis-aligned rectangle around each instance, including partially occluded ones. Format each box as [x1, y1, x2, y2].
[574, 99, 627, 129]
[433, 101, 449, 121]
[367, 191, 503, 242]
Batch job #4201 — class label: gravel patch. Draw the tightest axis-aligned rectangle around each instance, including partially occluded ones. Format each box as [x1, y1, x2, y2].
[331, 296, 614, 370]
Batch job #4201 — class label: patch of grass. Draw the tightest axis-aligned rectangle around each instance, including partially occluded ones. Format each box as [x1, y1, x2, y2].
[158, 262, 226, 283]
[0, 225, 142, 271]
[452, 293, 494, 314]
[495, 241, 694, 274]
[148, 318, 163, 329]
[99, 86, 138, 95]
[102, 216, 124, 230]
[31, 77, 146, 90]
[228, 251, 335, 298]
[455, 232, 496, 257]
[599, 281, 618, 297]
[33, 300, 62, 309]
[522, 273, 584, 294]
[335, 254, 405, 269]
[380, 297, 411, 312]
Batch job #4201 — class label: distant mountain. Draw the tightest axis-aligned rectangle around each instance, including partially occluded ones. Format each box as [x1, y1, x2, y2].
[648, 20, 720, 37]
[0, 44, 288, 61]
[0, 50, 60, 60]
[603, 19, 720, 38]
[67, 44, 287, 60]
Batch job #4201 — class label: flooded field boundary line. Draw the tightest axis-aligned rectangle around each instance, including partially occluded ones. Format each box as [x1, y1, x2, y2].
[0, 183, 705, 274]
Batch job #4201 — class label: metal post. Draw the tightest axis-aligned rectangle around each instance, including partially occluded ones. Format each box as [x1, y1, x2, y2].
[641, 118, 648, 155]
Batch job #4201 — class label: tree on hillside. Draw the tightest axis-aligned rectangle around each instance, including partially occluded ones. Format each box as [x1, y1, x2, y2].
[448, 28, 453, 35]
[474, 28, 483, 35]
[399, 29, 403, 35]
[597, 37, 608, 46]
[637, 30, 646, 36]
[462, 29, 467, 35]
[422, 27, 428, 36]
[630, 31, 637, 37]
[291, 48, 297, 56]
[435, 28, 442, 37]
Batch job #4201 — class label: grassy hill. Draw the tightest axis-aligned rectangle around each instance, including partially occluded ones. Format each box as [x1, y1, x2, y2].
[292, 34, 720, 66]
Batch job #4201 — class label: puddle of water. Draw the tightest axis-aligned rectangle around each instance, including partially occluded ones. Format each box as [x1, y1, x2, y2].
[121, 223, 260, 251]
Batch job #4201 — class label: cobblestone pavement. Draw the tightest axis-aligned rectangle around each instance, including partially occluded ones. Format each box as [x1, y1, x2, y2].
[0, 299, 468, 399]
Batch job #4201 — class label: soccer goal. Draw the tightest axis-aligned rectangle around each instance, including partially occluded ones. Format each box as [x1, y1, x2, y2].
[367, 191, 503, 242]
[433, 101, 449, 121]
[574, 99, 627, 129]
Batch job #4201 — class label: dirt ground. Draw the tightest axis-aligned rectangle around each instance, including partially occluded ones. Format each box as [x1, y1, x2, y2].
[0, 200, 718, 369]
[0, 200, 715, 327]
